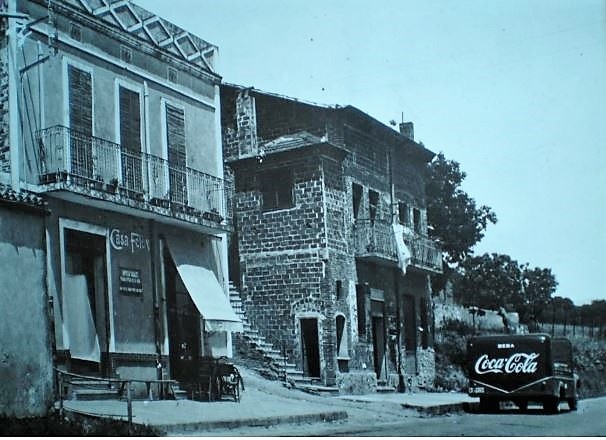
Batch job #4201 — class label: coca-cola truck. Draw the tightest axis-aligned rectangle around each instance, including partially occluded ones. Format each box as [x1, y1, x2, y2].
[467, 333, 579, 413]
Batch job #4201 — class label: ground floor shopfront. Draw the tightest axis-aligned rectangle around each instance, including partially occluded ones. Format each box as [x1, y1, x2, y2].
[46, 198, 241, 384]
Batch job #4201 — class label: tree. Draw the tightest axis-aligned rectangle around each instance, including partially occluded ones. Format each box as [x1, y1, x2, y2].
[455, 253, 523, 310]
[426, 153, 497, 265]
[454, 253, 557, 325]
[519, 266, 558, 323]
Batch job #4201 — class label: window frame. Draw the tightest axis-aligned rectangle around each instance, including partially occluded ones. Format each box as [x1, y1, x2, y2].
[260, 168, 294, 212]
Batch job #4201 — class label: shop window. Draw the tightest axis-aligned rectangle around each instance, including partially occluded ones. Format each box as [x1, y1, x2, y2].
[369, 189, 379, 223]
[261, 168, 293, 211]
[352, 183, 363, 219]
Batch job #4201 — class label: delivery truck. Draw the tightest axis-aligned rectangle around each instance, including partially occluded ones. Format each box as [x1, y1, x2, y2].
[467, 333, 579, 413]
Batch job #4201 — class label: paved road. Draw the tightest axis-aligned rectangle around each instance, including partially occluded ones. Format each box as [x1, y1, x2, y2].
[196, 396, 606, 437]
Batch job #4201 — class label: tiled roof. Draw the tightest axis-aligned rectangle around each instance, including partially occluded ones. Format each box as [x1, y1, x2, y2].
[261, 131, 326, 154]
[0, 183, 47, 208]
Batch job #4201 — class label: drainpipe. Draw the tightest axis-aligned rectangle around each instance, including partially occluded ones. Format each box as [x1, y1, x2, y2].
[388, 148, 405, 391]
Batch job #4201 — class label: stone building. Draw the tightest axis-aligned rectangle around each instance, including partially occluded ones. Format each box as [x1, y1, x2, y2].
[0, 0, 240, 414]
[221, 85, 442, 390]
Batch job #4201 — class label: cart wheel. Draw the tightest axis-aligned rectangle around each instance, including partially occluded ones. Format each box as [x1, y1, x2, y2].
[543, 397, 559, 414]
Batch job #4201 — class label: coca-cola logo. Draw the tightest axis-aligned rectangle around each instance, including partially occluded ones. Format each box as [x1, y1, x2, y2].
[474, 352, 539, 375]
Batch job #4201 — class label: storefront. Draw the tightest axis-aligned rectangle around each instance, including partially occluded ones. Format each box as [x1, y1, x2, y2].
[47, 198, 241, 381]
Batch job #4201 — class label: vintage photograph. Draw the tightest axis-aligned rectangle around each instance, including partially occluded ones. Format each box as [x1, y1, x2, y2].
[1, 0, 604, 436]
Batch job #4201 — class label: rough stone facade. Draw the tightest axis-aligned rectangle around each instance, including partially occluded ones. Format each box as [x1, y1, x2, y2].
[222, 85, 442, 390]
[0, 32, 10, 174]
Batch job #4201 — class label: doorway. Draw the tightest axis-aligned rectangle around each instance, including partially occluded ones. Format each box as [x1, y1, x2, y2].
[164, 249, 201, 382]
[371, 298, 386, 379]
[300, 318, 320, 378]
[64, 229, 109, 376]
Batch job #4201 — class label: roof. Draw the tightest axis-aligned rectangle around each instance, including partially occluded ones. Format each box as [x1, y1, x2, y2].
[222, 83, 436, 163]
[50, 0, 218, 75]
[0, 183, 48, 212]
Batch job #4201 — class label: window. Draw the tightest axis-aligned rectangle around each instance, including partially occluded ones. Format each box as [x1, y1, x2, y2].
[356, 284, 367, 337]
[119, 86, 142, 192]
[120, 46, 132, 63]
[165, 103, 187, 204]
[261, 168, 293, 211]
[352, 183, 362, 219]
[369, 189, 379, 222]
[413, 208, 422, 233]
[336, 280, 343, 300]
[68, 64, 93, 179]
[398, 202, 410, 226]
[70, 23, 81, 41]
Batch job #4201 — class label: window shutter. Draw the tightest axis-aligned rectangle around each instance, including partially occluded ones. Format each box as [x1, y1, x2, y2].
[68, 65, 92, 136]
[166, 104, 186, 167]
[119, 87, 141, 152]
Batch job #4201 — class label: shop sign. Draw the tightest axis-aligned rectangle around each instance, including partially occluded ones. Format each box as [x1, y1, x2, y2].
[110, 228, 150, 253]
[119, 267, 143, 295]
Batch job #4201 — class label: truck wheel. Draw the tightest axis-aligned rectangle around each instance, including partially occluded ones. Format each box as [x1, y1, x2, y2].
[480, 397, 499, 413]
[567, 397, 578, 411]
[542, 397, 559, 414]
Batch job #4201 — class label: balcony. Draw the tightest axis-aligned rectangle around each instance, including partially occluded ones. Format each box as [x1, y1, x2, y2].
[353, 219, 443, 274]
[35, 126, 230, 232]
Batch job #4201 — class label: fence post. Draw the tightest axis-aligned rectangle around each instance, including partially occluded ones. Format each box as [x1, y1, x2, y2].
[58, 371, 64, 416]
[126, 381, 133, 435]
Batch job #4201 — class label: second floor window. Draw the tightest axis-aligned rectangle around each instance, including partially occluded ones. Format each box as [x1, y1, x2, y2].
[352, 183, 362, 219]
[413, 208, 422, 233]
[261, 168, 293, 211]
[165, 103, 187, 204]
[368, 189, 379, 222]
[398, 202, 410, 226]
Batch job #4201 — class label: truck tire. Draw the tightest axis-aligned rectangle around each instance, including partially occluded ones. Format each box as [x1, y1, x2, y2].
[567, 397, 578, 411]
[542, 397, 559, 414]
[480, 397, 499, 413]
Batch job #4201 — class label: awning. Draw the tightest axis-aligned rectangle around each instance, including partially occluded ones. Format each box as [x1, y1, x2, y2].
[166, 237, 243, 333]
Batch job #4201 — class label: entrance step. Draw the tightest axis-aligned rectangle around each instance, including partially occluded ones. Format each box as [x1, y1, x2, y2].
[298, 384, 340, 396]
[376, 385, 397, 393]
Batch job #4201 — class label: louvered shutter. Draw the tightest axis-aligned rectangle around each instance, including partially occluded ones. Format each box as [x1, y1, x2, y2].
[68, 65, 93, 179]
[119, 87, 142, 192]
[166, 104, 187, 204]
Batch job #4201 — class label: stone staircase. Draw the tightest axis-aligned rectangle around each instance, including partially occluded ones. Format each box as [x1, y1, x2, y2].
[228, 282, 324, 391]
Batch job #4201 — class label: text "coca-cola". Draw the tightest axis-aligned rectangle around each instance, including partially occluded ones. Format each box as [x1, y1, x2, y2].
[474, 352, 539, 375]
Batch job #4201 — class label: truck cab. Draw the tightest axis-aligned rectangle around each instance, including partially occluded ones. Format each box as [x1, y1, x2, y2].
[467, 333, 579, 413]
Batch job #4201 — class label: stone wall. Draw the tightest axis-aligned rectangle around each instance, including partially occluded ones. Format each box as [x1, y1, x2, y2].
[0, 40, 10, 174]
[0, 201, 53, 416]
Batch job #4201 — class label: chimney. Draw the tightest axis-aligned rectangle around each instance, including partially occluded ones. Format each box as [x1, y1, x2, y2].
[235, 88, 258, 157]
[399, 121, 414, 141]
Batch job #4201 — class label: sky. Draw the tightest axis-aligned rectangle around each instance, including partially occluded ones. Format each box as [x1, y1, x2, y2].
[136, 0, 606, 306]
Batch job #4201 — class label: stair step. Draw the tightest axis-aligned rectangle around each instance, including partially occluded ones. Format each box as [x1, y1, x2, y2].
[298, 384, 340, 396]
[72, 389, 119, 401]
[376, 385, 396, 393]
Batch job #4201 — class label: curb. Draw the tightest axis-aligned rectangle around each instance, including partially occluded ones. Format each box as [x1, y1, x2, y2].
[156, 410, 349, 434]
[401, 401, 480, 416]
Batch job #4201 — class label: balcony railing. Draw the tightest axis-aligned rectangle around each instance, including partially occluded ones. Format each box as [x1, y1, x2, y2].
[353, 219, 443, 273]
[36, 125, 229, 227]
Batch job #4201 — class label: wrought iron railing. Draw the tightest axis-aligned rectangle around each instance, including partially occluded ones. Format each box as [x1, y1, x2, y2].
[353, 219, 443, 273]
[36, 125, 229, 225]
